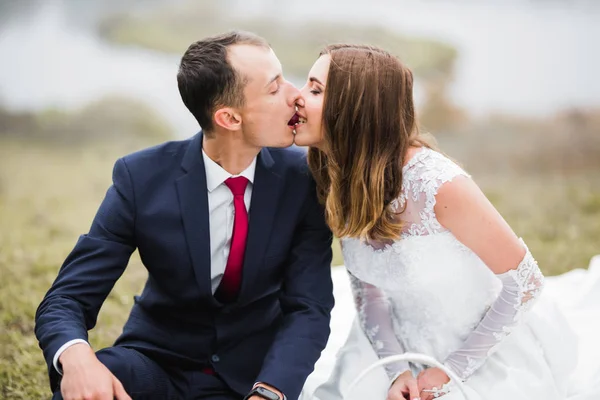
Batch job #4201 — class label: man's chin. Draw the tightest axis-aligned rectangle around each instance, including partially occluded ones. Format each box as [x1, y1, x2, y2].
[280, 137, 296, 148]
[265, 135, 295, 148]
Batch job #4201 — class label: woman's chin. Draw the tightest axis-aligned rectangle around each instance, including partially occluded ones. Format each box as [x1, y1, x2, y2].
[293, 127, 319, 147]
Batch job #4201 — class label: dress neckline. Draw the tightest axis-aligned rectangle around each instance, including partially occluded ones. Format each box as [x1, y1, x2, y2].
[402, 147, 430, 173]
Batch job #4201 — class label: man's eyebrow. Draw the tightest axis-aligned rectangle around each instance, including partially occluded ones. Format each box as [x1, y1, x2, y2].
[310, 77, 324, 85]
[265, 74, 281, 88]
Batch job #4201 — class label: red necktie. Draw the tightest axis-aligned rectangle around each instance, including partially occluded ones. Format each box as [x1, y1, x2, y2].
[216, 176, 249, 302]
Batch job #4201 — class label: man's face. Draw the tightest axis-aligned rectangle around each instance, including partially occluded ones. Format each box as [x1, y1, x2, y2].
[228, 44, 300, 148]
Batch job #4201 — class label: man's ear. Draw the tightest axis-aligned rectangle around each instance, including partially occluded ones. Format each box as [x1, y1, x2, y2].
[214, 107, 242, 131]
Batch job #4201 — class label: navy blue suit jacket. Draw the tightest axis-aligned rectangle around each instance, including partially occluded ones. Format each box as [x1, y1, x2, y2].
[35, 132, 334, 399]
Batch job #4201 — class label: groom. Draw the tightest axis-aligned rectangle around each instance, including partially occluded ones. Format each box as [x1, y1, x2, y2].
[35, 31, 334, 400]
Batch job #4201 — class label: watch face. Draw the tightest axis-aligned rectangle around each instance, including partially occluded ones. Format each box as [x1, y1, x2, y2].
[256, 386, 280, 400]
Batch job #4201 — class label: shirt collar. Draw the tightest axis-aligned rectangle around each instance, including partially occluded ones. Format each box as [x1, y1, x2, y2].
[201, 149, 256, 193]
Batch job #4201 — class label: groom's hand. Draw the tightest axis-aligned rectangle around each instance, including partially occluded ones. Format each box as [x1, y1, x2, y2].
[59, 343, 131, 400]
[248, 383, 284, 400]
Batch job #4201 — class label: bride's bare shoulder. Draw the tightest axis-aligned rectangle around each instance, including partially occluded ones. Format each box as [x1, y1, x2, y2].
[403, 146, 424, 165]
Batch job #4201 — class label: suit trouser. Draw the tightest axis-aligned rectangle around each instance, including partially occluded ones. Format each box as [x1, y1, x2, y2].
[52, 346, 240, 400]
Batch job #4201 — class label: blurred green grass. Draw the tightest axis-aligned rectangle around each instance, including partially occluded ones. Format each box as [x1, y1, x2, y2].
[0, 97, 172, 398]
[0, 140, 150, 399]
[2, 100, 600, 398]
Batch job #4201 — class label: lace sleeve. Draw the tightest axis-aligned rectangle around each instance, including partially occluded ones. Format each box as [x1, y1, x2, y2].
[443, 239, 545, 380]
[348, 271, 410, 382]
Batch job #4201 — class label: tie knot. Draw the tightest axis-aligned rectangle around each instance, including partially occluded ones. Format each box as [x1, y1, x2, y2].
[225, 176, 248, 196]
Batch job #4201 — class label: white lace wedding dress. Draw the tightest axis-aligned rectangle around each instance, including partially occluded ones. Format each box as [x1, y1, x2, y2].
[301, 148, 600, 400]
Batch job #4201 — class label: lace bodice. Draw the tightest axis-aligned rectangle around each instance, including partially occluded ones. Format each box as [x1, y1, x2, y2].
[391, 148, 469, 238]
[342, 148, 544, 383]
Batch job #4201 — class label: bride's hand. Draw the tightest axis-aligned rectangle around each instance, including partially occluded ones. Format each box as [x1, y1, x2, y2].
[388, 370, 420, 400]
[417, 367, 450, 400]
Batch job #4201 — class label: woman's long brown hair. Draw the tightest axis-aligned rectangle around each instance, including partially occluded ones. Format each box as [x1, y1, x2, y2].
[308, 44, 437, 241]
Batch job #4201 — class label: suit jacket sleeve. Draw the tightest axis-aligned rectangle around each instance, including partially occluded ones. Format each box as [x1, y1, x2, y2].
[34, 157, 137, 390]
[256, 178, 335, 399]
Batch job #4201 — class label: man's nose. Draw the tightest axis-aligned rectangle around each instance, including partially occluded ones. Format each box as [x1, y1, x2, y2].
[288, 84, 301, 106]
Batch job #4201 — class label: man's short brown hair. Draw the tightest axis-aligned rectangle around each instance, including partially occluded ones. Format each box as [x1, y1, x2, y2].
[177, 31, 269, 132]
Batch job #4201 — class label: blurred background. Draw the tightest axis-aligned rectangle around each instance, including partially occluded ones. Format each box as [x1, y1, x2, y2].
[1, 0, 599, 397]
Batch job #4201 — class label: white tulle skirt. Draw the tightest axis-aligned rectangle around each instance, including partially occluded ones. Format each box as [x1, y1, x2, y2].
[300, 256, 600, 400]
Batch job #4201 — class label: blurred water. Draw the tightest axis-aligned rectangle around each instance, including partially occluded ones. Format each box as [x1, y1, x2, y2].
[254, 0, 600, 117]
[0, 0, 599, 137]
[0, 0, 198, 136]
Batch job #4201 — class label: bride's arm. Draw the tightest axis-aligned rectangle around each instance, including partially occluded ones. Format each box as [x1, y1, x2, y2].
[433, 175, 545, 381]
[348, 271, 411, 382]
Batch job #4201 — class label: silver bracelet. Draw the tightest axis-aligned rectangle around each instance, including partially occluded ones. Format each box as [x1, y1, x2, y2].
[421, 381, 453, 398]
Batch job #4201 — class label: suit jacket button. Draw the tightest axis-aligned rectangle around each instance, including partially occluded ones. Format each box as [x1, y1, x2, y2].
[211, 354, 220, 363]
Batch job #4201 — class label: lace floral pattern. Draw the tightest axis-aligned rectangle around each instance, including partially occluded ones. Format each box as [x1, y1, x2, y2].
[444, 246, 544, 381]
[343, 148, 544, 384]
[348, 272, 410, 380]
[389, 149, 470, 238]
[506, 240, 545, 313]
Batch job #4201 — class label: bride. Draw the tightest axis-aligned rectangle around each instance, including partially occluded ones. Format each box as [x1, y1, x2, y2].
[291, 44, 600, 399]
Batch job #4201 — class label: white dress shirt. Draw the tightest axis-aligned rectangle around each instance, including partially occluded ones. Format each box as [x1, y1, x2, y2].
[202, 150, 255, 293]
[53, 150, 257, 373]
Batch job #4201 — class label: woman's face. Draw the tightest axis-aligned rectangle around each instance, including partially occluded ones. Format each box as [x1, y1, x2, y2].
[293, 55, 331, 148]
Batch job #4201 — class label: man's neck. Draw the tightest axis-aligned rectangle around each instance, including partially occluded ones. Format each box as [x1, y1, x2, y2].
[202, 132, 260, 175]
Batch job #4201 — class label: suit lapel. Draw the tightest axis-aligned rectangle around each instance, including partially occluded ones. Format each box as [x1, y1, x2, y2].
[238, 148, 283, 302]
[176, 139, 284, 306]
[175, 133, 217, 305]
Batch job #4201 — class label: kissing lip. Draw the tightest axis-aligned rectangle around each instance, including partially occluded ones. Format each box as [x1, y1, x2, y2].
[294, 104, 307, 120]
[287, 111, 307, 127]
[288, 112, 300, 126]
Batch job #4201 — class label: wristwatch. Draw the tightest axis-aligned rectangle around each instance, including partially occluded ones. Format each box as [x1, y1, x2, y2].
[243, 386, 282, 400]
